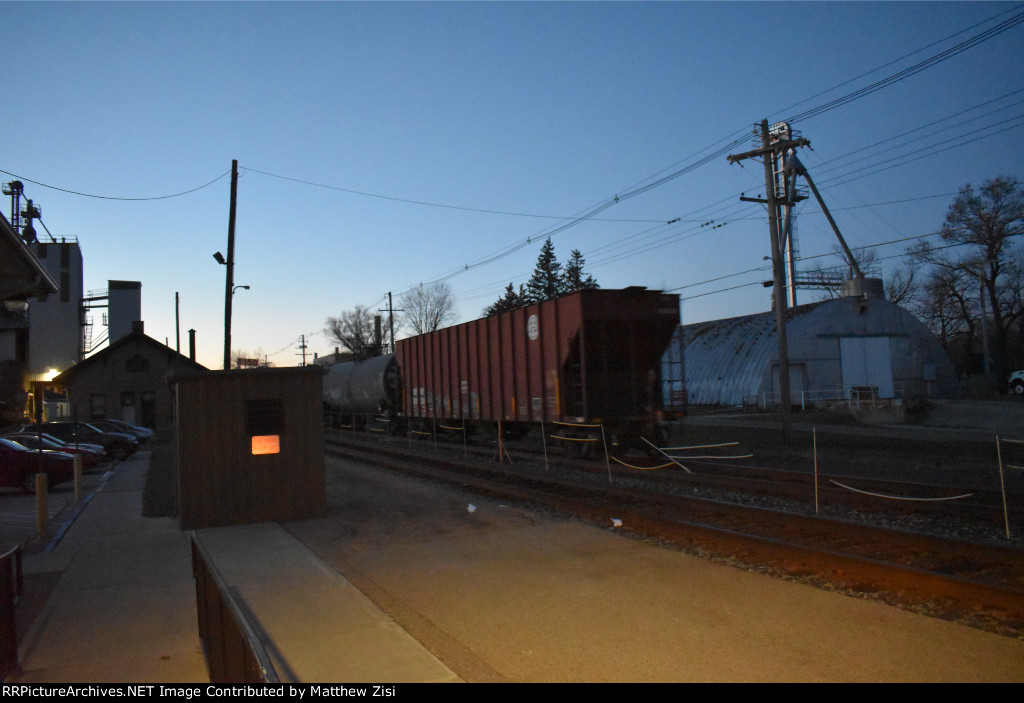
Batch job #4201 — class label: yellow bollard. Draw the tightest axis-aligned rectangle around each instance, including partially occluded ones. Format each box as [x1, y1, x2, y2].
[35, 473, 48, 540]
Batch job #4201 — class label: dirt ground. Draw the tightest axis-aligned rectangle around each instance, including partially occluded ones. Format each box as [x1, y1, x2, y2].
[280, 454, 1024, 683]
[915, 398, 1024, 436]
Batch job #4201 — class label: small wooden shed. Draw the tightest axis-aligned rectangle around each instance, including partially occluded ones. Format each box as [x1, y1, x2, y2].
[174, 367, 325, 530]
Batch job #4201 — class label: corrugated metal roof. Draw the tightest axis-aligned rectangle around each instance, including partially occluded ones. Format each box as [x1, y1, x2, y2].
[664, 295, 959, 405]
[666, 300, 828, 406]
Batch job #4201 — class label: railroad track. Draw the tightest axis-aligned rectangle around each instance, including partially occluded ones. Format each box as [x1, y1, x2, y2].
[326, 431, 1024, 636]
[331, 426, 1022, 534]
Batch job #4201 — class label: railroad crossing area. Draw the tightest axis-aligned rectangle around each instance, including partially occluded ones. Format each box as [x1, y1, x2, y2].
[5, 449, 1024, 683]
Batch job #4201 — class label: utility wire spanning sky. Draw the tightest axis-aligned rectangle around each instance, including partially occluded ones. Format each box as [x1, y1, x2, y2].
[4, 2, 1023, 370]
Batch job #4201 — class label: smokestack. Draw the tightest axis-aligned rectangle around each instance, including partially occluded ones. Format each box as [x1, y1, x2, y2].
[188, 329, 196, 362]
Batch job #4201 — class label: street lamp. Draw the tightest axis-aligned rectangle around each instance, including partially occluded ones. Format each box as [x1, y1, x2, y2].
[232, 285, 250, 294]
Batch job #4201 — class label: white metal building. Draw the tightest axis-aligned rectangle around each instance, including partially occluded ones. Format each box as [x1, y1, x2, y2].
[663, 290, 958, 407]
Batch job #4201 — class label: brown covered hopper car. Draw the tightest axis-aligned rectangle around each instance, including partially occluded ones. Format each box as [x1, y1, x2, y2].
[395, 287, 679, 432]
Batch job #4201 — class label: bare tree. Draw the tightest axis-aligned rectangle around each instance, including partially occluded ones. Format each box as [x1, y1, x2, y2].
[910, 263, 977, 366]
[401, 282, 456, 335]
[325, 305, 379, 358]
[910, 177, 1024, 381]
[884, 259, 920, 307]
[941, 177, 1024, 380]
[231, 349, 265, 369]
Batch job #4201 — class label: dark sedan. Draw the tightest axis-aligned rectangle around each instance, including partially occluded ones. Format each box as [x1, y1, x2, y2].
[88, 420, 153, 444]
[17, 422, 138, 461]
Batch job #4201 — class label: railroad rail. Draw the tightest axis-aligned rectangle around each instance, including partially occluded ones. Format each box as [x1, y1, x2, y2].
[325, 431, 1024, 636]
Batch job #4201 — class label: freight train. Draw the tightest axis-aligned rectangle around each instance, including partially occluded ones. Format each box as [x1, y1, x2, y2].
[323, 287, 680, 444]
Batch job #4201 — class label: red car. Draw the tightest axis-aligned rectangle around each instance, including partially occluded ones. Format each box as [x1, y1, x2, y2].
[2, 432, 107, 470]
[0, 437, 75, 493]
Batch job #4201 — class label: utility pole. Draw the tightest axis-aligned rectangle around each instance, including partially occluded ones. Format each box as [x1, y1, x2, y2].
[175, 292, 181, 353]
[388, 292, 395, 354]
[296, 335, 308, 366]
[728, 120, 809, 442]
[223, 159, 239, 371]
[379, 292, 403, 353]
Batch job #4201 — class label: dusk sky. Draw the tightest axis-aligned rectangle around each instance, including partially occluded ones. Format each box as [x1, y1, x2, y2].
[4, 2, 1022, 370]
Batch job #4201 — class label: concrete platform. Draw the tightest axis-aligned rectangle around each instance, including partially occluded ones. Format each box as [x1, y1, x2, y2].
[8, 451, 456, 684]
[11, 452, 207, 683]
[194, 524, 459, 683]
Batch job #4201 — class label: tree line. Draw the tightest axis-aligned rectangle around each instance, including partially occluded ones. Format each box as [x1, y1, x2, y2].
[483, 238, 598, 316]
[324, 239, 598, 358]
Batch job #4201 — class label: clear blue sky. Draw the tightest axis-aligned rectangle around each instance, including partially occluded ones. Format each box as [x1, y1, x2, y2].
[4, 1, 1022, 370]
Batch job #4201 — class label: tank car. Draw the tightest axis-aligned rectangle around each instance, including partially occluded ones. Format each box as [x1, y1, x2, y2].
[323, 353, 399, 428]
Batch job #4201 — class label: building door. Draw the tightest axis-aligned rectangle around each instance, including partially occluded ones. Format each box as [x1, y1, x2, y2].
[140, 392, 156, 430]
[120, 391, 136, 425]
[840, 337, 894, 398]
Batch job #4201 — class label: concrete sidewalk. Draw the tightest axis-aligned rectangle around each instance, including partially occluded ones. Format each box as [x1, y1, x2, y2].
[7, 450, 459, 684]
[10, 451, 208, 683]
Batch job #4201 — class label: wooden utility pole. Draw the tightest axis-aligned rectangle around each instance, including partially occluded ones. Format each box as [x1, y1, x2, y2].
[388, 292, 395, 354]
[728, 121, 809, 441]
[379, 292, 403, 353]
[223, 159, 238, 371]
[175, 292, 180, 353]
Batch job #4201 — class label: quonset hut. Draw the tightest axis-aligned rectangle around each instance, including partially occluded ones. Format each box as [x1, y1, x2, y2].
[663, 285, 958, 408]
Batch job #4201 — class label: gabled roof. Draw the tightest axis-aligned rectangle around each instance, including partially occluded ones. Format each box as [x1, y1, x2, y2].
[0, 212, 59, 302]
[54, 325, 208, 384]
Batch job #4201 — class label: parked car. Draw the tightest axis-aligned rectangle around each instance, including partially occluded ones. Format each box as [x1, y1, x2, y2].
[1010, 370, 1024, 396]
[88, 419, 153, 443]
[0, 437, 74, 493]
[16, 422, 139, 461]
[1, 432, 107, 470]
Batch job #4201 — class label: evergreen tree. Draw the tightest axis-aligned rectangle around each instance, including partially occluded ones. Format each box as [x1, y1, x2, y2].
[483, 282, 526, 317]
[483, 239, 599, 316]
[562, 249, 599, 292]
[524, 238, 562, 303]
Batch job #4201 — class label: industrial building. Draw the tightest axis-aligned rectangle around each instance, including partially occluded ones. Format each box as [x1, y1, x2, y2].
[663, 287, 958, 409]
[0, 212, 60, 424]
[26, 237, 84, 377]
[54, 320, 207, 431]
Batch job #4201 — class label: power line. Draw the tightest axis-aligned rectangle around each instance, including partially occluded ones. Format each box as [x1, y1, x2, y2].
[786, 7, 1024, 123]
[0, 168, 231, 201]
[241, 166, 668, 223]
[769, 3, 1024, 125]
[673, 226, 1018, 301]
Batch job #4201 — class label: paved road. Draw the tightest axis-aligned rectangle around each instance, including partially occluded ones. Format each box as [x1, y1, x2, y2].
[280, 454, 1024, 682]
